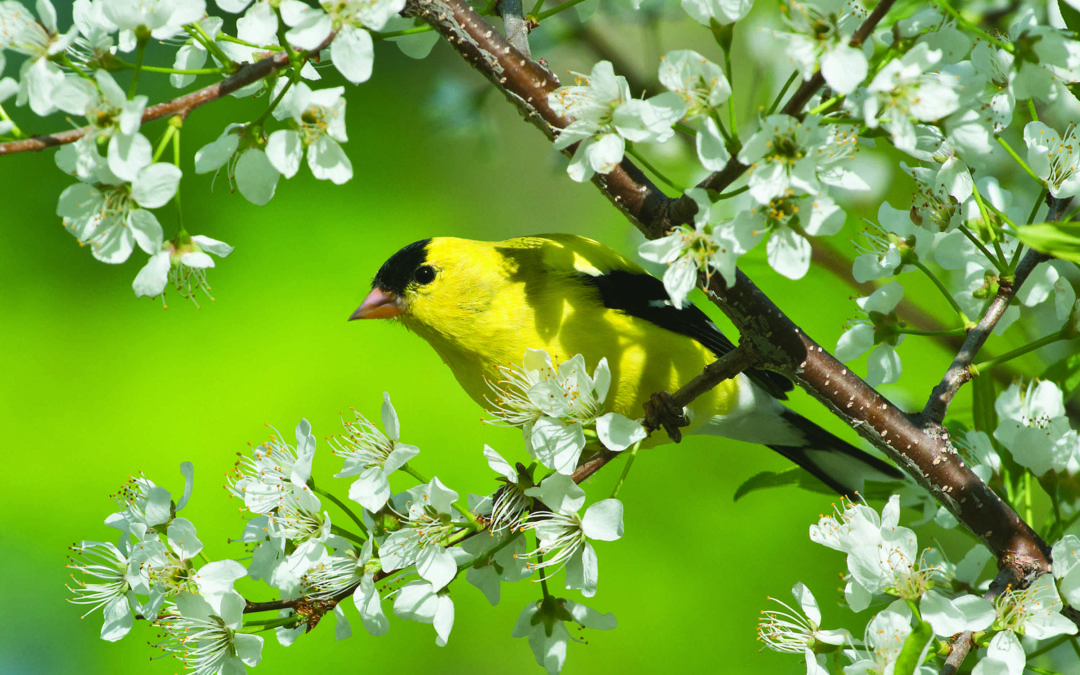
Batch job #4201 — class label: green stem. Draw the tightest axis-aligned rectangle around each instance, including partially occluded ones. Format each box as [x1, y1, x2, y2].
[535, 537, 551, 598]
[672, 121, 697, 139]
[537, 0, 589, 20]
[451, 501, 483, 530]
[1023, 471, 1033, 528]
[767, 72, 799, 116]
[129, 37, 148, 99]
[241, 615, 305, 630]
[185, 22, 233, 68]
[715, 185, 749, 200]
[970, 179, 994, 232]
[957, 225, 1008, 276]
[458, 530, 523, 570]
[373, 25, 436, 41]
[447, 521, 481, 546]
[61, 54, 93, 80]
[1027, 99, 1039, 123]
[1023, 666, 1065, 675]
[898, 327, 967, 338]
[255, 75, 297, 128]
[135, 65, 227, 76]
[1025, 186, 1048, 227]
[152, 123, 178, 163]
[0, 102, 25, 139]
[971, 331, 1071, 373]
[932, 0, 1013, 51]
[976, 192, 1017, 230]
[808, 94, 842, 117]
[314, 485, 369, 537]
[401, 463, 430, 485]
[913, 260, 969, 319]
[530, 0, 545, 14]
[610, 440, 641, 499]
[330, 524, 367, 547]
[218, 34, 282, 50]
[709, 110, 735, 147]
[626, 146, 683, 192]
[723, 49, 737, 139]
[171, 118, 184, 232]
[996, 136, 1042, 183]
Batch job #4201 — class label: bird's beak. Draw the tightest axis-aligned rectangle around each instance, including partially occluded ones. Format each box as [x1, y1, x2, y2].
[350, 287, 404, 320]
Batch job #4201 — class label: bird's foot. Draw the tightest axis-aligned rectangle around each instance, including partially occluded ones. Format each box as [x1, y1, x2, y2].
[643, 391, 689, 443]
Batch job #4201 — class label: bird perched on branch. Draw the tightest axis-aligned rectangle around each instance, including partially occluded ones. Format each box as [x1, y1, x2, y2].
[350, 234, 900, 496]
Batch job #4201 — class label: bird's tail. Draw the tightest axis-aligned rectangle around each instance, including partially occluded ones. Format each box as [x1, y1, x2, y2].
[765, 409, 903, 497]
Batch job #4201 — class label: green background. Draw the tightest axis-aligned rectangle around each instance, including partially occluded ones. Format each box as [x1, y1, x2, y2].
[0, 12, 974, 675]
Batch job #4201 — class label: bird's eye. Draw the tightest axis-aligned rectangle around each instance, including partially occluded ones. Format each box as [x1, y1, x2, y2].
[414, 265, 437, 285]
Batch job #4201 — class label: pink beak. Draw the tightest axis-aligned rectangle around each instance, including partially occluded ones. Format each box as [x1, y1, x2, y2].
[349, 287, 404, 320]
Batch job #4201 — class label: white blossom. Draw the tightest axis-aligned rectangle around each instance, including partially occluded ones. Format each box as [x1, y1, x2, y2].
[267, 82, 352, 184]
[638, 188, 742, 304]
[133, 234, 234, 307]
[549, 61, 685, 182]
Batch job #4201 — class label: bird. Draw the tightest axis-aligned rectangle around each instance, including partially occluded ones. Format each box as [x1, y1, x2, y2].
[350, 233, 901, 496]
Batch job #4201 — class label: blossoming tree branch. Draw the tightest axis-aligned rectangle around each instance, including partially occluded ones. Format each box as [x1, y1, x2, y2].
[3, 0, 1074, 673]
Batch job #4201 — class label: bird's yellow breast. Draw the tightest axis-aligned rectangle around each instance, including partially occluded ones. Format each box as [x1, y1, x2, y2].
[399, 236, 739, 429]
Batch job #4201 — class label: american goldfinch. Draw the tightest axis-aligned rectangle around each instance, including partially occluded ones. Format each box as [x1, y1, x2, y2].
[351, 234, 900, 495]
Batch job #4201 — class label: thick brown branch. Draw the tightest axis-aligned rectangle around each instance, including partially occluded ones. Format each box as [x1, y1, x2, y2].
[703, 269, 1051, 574]
[410, 0, 1053, 580]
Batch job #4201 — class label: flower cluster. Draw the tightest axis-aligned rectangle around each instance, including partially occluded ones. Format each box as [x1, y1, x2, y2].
[486, 348, 647, 475]
[548, 60, 684, 182]
[761, 491, 1080, 674]
[0, 0, 420, 306]
[66, 463, 265, 673]
[72, 380, 629, 673]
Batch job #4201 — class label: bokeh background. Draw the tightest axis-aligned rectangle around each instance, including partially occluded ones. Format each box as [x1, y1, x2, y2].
[0, 4, 1004, 674]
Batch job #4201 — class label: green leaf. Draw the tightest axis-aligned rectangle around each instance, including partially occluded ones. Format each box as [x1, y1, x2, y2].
[1043, 351, 1080, 399]
[733, 469, 803, 500]
[733, 468, 836, 501]
[893, 620, 934, 675]
[1015, 222, 1080, 263]
[1062, 2, 1080, 35]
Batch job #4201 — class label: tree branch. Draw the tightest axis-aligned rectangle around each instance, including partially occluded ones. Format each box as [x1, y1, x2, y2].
[0, 38, 334, 155]
[405, 0, 1053, 585]
[923, 195, 1069, 423]
[664, 0, 899, 230]
[922, 247, 1052, 424]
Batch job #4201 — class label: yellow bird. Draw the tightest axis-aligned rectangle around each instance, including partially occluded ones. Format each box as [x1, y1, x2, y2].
[351, 234, 900, 495]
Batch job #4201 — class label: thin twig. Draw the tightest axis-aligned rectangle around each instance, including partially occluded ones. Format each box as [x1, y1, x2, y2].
[500, 0, 532, 59]
[0, 34, 335, 156]
[664, 0, 899, 232]
[922, 195, 1069, 424]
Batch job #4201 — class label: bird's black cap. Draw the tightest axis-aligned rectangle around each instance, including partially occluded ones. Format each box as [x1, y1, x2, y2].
[372, 239, 431, 295]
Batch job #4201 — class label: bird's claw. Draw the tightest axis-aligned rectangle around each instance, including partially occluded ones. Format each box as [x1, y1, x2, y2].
[644, 391, 689, 444]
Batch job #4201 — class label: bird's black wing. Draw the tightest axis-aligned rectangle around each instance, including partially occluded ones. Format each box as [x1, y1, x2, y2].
[580, 270, 794, 399]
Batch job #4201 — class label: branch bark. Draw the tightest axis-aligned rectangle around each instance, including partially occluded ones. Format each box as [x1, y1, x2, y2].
[0, 38, 333, 155]
[923, 247, 1053, 423]
[404, 0, 1052, 586]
